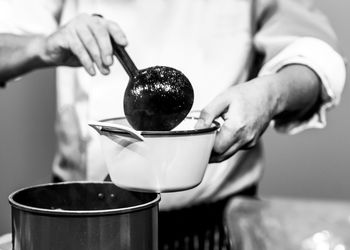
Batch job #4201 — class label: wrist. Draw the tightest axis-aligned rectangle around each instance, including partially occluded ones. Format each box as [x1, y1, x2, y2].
[28, 35, 54, 68]
[257, 74, 285, 120]
[0, 34, 52, 83]
[270, 64, 321, 118]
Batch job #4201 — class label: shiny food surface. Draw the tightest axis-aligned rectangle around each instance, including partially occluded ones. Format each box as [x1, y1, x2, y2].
[124, 66, 194, 131]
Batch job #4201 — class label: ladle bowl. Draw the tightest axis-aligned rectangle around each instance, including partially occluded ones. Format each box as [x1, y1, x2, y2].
[113, 41, 194, 131]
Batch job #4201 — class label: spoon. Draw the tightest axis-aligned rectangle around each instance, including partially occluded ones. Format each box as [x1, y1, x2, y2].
[88, 121, 144, 141]
[112, 41, 194, 131]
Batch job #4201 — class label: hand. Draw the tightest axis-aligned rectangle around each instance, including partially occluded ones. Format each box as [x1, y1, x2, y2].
[197, 65, 321, 163]
[196, 75, 279, 163]
[39, 14, 127, 75]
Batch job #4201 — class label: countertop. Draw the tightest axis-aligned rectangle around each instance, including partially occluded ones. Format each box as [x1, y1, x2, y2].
[0, 234, 10, 250]
[225, 196, 350, 250]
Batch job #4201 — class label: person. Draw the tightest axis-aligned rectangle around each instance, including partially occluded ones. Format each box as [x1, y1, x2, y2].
[0, 0, 346, 249]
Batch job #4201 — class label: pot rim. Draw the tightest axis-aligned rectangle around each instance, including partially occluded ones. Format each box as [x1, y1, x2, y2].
[100, 116, 220, 136]
[8, 181, 161, 216]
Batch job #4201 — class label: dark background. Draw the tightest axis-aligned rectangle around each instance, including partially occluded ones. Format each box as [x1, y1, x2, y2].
[0, 0, 349, 235]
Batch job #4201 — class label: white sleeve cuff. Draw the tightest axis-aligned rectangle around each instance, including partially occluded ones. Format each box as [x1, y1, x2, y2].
[258, 37, 346, 135]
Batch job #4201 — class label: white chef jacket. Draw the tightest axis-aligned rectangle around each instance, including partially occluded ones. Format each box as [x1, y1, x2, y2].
[0, 0, 346, 210]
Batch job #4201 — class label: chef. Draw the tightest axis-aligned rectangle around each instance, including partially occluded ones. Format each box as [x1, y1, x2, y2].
[0, 0, 346, 249]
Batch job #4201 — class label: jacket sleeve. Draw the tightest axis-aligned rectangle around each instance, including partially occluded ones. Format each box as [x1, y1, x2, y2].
[254, 0, 346, 134]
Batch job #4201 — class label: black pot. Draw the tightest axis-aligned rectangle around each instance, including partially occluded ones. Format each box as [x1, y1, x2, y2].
[8, 182, 160, 250]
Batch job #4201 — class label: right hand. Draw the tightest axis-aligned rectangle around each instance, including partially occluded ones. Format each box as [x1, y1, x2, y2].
[40, 14, 127, 76]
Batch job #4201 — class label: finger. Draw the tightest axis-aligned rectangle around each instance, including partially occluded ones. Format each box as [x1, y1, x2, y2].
[241, 137, 259, 149]
[214, 125, 233, 153]
[107, 22, 128, 47]
[69, 33, 96, 76]
[209, 140, 242, 163]
[196, 93, 230, 129]
[88, 19, 113, 66]
[212, 119, 244, 159]
[76, 25, 110, 75]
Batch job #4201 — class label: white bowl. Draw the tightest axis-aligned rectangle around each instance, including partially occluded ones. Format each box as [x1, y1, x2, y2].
[96, 117, 219, 192]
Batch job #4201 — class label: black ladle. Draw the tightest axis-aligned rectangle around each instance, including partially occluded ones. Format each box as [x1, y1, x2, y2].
[112, 41, 194, 131]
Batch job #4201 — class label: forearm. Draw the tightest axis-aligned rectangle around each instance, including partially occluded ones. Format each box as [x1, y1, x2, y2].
[0, 34, 48, 83]
[269, 64, 321, 121]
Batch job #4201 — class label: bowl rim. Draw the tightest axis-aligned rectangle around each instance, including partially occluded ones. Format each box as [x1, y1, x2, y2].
[100, 116, 220, 136]
[8, 181, 161, 216]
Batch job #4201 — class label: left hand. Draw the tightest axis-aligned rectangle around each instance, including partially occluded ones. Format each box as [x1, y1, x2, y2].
[196, 75, 279, 163]
[196, 65, 321, 163]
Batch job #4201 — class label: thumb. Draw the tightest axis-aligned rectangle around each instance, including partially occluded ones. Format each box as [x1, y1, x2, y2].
[195, 93, 229, 129]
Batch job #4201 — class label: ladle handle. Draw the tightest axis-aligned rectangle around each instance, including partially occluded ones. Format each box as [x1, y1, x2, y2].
[92, 14, 138, 78]
[111, 40, 139, 78]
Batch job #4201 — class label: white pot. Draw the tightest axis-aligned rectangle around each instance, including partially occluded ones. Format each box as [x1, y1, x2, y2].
[92, 117, 219, 192]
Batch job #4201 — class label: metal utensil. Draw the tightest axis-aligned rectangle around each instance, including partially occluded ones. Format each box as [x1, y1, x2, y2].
[112, 41, 194, 131]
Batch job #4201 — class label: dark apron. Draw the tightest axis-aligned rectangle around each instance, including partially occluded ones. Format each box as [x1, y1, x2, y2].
[159, 185, 258, 250]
